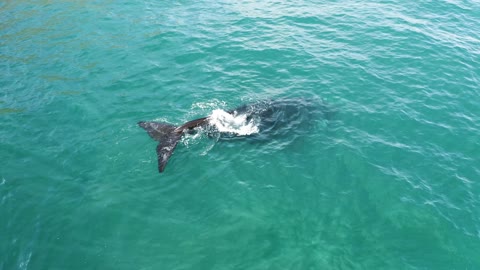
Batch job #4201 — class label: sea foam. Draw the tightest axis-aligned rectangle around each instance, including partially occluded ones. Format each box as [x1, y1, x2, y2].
[208, 109, 259, 136]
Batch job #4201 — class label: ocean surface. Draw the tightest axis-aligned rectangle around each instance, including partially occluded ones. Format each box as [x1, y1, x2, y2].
[1, 0, 480, 269]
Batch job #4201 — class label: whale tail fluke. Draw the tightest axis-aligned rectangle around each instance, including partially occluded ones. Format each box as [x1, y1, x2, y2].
[138, 117, 209, 173]
[138, 121, 182, 173]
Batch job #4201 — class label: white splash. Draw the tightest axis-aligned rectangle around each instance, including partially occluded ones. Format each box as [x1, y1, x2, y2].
[208, 109, 259, 136]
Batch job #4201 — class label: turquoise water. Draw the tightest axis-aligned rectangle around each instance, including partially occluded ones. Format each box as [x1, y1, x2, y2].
[1, 0, 480, 269]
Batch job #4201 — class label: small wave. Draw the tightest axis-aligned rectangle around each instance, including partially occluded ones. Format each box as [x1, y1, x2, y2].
[191, 99, 227, 111]
[208, 109, 259, 136]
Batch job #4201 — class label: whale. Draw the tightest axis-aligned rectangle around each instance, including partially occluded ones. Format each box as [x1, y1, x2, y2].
[138, 98, 332, 173]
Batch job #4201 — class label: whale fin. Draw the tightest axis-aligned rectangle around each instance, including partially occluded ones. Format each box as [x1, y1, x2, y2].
[138, 121, 177, 141]
[138, 121, 182, 173]
[138, 117, 209, 173]
[156, 132, 182, 173]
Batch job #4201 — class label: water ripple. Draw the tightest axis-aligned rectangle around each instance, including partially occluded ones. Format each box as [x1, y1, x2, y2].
[2, 0, 480, 268]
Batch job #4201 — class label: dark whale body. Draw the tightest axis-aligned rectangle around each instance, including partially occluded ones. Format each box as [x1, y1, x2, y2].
[139, 98, 332, 173]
